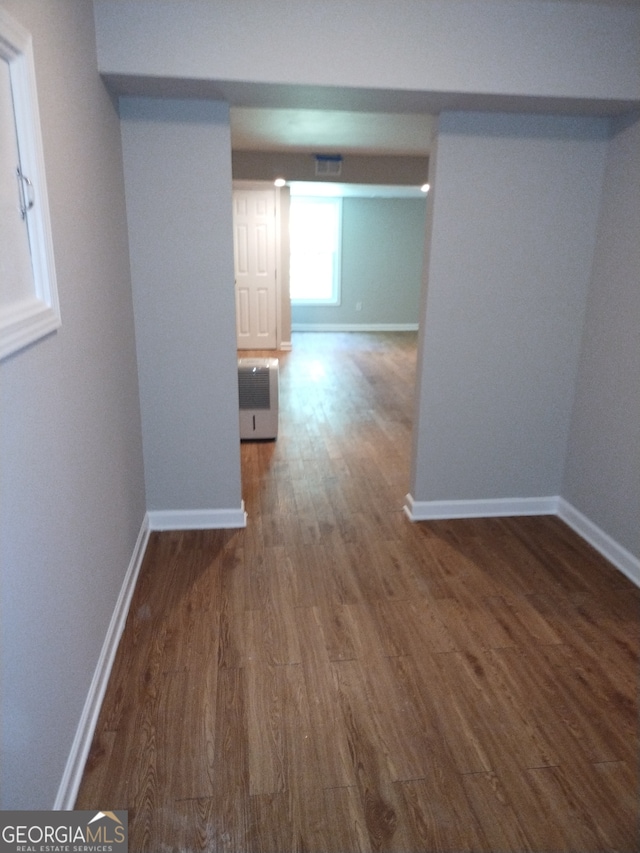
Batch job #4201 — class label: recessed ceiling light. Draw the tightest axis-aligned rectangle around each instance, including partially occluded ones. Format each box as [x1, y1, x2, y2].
[274, 177, 286, 187]
[421, 183, 430, 193]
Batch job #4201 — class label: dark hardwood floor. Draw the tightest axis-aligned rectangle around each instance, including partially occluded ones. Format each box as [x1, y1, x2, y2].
[76, 331, 639, 852]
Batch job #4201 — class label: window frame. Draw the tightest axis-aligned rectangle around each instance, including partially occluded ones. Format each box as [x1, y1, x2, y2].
[0, 8, 59, 361]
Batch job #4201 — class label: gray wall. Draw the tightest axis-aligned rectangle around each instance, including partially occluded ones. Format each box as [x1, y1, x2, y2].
[0, 1, 145, 808]
[94, 0, 640, 106]
[119, 97, 242, 514]
[562, 113, 640, 557]
[292, 197, 426, 328]
[411, 112, 609, 502]
[93, 4, 640, 571]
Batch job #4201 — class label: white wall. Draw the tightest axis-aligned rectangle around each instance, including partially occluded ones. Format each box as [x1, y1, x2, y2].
[93, 0, 640, 107]
[411, 112, 609, 502]
[0, 1, 145, 808]
[119, 97, 243, 518]
[562, 113, 640, 558]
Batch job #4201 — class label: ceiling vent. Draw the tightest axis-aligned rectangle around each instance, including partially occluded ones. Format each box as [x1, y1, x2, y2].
[315, 154, 343, 177]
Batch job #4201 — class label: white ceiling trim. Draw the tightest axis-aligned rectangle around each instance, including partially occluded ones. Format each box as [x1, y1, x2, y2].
[288, 181, 429, 199]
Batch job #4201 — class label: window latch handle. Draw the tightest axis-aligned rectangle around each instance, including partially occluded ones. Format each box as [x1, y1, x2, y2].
[16, 166, 35, 219]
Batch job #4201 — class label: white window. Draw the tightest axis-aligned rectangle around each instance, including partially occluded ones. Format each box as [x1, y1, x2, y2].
[0, 9, 59, 361]
[289, 196, 342, 305]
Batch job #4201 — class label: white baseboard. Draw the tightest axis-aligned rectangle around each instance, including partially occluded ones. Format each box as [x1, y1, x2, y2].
[557, 498, 640, 587]
[404, 493, 639, 588]
[54, 513, 151, 809]
[404, 494, 560, 521]
[292, 323, 419, 332]
[148, 502, 247, 531]
[55, 502, 247, 807]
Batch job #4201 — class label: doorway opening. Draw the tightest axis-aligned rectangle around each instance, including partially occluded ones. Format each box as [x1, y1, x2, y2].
[233, 179, 428, 351]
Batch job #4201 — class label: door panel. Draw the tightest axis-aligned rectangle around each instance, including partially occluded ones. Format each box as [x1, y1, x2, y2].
[233, 189, 277, 349]
[256, 224, 268, 273]
[237, 287, 250, 336]
[235, 224, 249, 274]
[257, 287, 270, 336]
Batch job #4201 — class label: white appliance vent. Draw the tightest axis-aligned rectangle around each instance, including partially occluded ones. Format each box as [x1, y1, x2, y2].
[239, 367, 271, 409]
[238, 358, 279, 440]
[315, 154, 343, 176]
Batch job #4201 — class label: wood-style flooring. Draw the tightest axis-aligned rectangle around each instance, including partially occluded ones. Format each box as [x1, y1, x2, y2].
[76, 331, 639, 852]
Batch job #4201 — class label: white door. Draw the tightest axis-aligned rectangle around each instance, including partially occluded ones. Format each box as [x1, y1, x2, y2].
[233, 188, 277, 349]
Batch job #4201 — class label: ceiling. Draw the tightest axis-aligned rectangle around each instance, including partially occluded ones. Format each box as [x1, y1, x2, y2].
[230, 107, 437, 156]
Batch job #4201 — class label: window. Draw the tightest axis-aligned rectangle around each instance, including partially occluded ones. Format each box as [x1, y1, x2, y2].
[289, 196, 342, 305]
[0, 8, 59, 361]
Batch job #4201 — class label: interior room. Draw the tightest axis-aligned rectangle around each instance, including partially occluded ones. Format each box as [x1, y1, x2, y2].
[0, 2, 638, 849]
[231, 127, 432, 345]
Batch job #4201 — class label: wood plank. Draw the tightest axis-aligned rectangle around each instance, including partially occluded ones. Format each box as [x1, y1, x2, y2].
[373, 597, 458, 658]
[395, 776, 488, 853]
[294, 606, 356, 789]
[461, 770, 534, 852]
[212, 666, 249, 798]
[536, 641, 637, 762]
[524, 763, 639, 852]
[244, 662, 289, 797]
[322, 786, 372, 853]
[331, 659, 406, 850]
[171, 795, 250, 853]
[156, 667, 217, 800]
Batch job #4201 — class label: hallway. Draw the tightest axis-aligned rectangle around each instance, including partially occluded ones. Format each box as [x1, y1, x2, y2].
[77, 332, 639, 852]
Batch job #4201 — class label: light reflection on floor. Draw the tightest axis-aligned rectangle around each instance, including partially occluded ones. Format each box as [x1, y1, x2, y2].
[307, 359, 326, 382]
